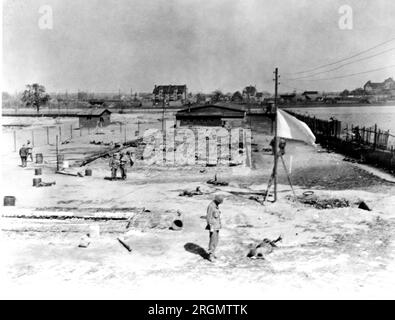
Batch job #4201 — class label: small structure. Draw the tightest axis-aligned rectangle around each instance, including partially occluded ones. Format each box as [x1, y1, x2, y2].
[280, 93, 297, 104]
[176, 104, 246, 127]
[302, 91, 321, 101]
[78, 108, 111, 128]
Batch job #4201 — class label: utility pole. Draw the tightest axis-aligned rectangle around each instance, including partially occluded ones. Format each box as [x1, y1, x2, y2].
[162, 94, 166, 132]
[273, 67, 279, 202]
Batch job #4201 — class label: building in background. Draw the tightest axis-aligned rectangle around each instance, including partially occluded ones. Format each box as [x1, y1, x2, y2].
[176, 104, 246, 127]
[78, 108, 111, 128]
[364, 78, 395, 95]
[152, 85, 187, 104]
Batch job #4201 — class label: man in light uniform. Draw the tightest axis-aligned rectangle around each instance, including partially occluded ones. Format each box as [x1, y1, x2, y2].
[109, 153, 120, 180]
[206, 194, 224, 261]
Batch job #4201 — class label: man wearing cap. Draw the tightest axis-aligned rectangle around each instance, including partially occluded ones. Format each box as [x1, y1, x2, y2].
[206, 194, 224, 261]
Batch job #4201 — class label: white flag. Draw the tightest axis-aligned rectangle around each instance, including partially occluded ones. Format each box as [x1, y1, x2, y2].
[277, 109, 316, 145]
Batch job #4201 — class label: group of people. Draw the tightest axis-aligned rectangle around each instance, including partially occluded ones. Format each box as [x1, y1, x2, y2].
[109, 151, 134, 180]
[19, 140, 33, 167]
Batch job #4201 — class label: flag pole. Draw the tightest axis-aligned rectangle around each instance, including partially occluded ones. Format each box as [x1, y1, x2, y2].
[273, 67, 279, 202]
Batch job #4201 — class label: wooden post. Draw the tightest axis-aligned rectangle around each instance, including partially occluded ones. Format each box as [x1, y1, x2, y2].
[59, 126, 62, 142]
[46, 126, 50, 144]
[13, 131, 16, 152]
[273, 67, 279, 202]
[70, 124, 73, 139]
[373, 124, 377, 150]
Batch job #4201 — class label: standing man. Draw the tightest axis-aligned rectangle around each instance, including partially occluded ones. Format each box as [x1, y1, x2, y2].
[119, 152, 128, 180]
[19, 144, 28, 167]
[206, 194, 224, 261]
[109, 153, 120, 180]
[26, 140, 33, 162]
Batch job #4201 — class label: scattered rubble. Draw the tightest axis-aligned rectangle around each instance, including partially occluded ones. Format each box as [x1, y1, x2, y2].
[295, 194, 350, 209]
[179, 186, 203, 197]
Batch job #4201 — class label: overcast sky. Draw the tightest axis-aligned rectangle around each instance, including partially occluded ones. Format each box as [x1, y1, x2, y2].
[2, 0, 395, 94]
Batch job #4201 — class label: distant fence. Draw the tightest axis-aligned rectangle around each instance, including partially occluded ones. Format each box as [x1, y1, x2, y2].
[286, 110, 395, 152]
[2, 118, 166, 154]
[286, 110, 395, 171]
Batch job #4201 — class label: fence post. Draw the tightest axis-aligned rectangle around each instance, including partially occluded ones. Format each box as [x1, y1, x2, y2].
[59, 126, 62, 142]
[345, 124, 348, 141]
[46, 126, 50, 145]
[56, 135, 59, 172]
[14, 131, 17, 152]
[70, 124, 73, 139]
[373, 124, 377, 150]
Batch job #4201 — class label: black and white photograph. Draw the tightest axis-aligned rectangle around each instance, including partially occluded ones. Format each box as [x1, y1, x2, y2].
[1, 0, 395, 301]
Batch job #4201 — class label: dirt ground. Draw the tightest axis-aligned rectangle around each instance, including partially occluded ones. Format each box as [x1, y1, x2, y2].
[1, 115, 395, 299]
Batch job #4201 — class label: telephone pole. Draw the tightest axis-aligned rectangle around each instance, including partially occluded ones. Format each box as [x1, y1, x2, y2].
[273, 67, 279, 202]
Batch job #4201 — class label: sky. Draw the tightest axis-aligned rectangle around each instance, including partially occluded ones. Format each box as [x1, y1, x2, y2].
[2, 0, 395, 94]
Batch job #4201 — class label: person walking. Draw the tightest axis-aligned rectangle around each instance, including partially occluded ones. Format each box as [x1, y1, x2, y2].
[19, 144, 28, 167]
[109, 153, 120, 180]
[205, 194, 224, 261]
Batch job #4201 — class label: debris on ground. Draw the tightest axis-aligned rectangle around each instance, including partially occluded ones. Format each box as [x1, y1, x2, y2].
[78, 233, 91, 248]
[294, 194, 350, 209]
[358, 201, 372, 211]
[36, 181, 56, 187]
[56, 169, 84, 177]
[169, 210, 184, 231]
[247, 236, 282, 259]
[124, 208, 175, 230]
[117, 236, 132, 252]
[179, 186, 203, 197]
[248, 195, 264, 204]
[207, 175, 229, 186]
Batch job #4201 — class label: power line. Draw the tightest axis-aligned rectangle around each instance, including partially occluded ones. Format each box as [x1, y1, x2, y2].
[286, 64, 395, 81]
[284, 37, 395, 75]
[285, 48, 395, 80]
[280, 82, 305, 92]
